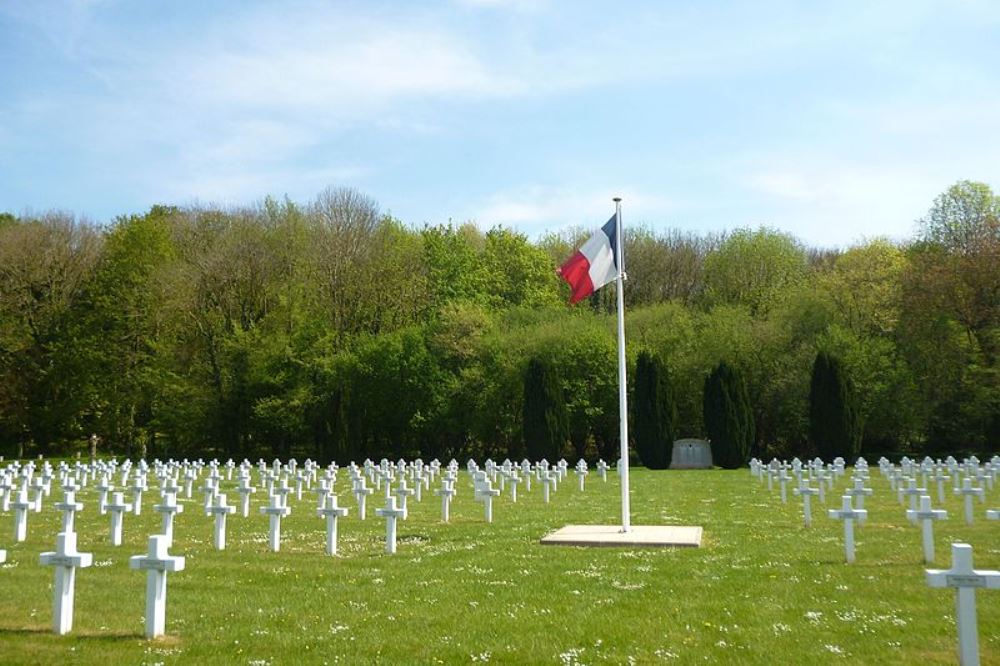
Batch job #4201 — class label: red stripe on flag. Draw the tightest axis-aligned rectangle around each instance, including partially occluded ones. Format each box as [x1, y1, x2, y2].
[558, 251, 595, 304]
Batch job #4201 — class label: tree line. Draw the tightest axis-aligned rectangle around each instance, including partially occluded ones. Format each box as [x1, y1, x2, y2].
[0, 181, 997, 465]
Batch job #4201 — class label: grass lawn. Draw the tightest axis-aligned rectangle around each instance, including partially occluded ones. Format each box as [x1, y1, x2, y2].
[0, 466, 998, 664]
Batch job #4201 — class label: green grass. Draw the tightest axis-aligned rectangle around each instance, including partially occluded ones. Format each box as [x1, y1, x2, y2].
[0, 467, 998, 664]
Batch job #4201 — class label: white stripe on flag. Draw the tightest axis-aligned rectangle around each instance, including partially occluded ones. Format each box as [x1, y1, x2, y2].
[580, 227, 616, 291]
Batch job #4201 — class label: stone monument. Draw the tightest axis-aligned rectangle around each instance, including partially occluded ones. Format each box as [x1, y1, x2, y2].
[669, 438, 713, 469]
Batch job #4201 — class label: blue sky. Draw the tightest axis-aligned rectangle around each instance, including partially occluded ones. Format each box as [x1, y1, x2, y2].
[1, 0, 998, 246]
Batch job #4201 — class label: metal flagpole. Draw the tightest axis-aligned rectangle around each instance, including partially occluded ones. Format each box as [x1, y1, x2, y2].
[613, 197, 630, 532]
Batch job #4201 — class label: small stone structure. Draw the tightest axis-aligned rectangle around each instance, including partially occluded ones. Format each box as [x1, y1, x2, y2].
[669, 439, 713, 469]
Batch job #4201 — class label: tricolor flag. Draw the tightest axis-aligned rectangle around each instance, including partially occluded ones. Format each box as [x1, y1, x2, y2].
[557, 215, 619, 304]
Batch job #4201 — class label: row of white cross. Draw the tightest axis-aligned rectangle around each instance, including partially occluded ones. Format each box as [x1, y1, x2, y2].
[1, 454, 616, 640]
[4, 456, 612, 555]
[751, 455, 1000, 665]
[32, 530, 183, 638]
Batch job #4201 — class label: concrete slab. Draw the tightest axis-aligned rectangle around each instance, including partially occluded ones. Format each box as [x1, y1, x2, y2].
[540, 524, 703, 548]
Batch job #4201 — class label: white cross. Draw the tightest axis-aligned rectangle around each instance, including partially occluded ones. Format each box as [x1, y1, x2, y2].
[541, 472, 555, 504]
[475, 478, 501, 523]
[317, 494, 348, 556]
[906, 495, 947, 563]
[926, 543, 1000, 665]
[375, 496, 406, 554]
[353, 479, 373, 521]
[129, 534, 186, 639]
[11, 487, 32, 543]
[954, 478, 985, 525]
[236, 476, 256, 518]
[778, 470, 790, 503]
[153, 492, 184, 546]
[575, 462, 588, 491]
[506, 473, 520, 503]
[932, 469, 950, 504]
[295, 472, 306, 501]
[54, 490, 83, 533]
[0, 474, 13, 512]
[160, 478, 182, 498]
[31, 477, 45, 513]
[95, 475, 113, 514]
[596, 460, 609, 482]
[314, 479, 331, 510]
[206, 493, 235, 550]
[828, 495, 867, 563]
[393, 480, 415, 520]
[39, 531, 93, 635]
[845, 477, 873, 511]
[130, 476, 147, 515]
[434, 479, 456, 522]
[900, 478, 927, 517]
[411, 471, 424, 502]
[105, 491, 133, 546]
[792, 480, 819, 528]
[273, 478, 293, 508]
[260, 493, 291, 552]
[183, 469, 195, 498]
[201, 477, 218, 510]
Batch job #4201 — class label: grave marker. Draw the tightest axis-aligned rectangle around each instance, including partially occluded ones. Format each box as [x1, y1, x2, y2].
[845, 477, 873, 512]
[926, 543, 1000, 665]
[11, 487, 32, 542]
[105, 491, 133, 546]
[353, 479, 373, 521]
[906, 495, 947, 563]
[206, 493, 235, 550]
[792, 479, 819, 528]
[129, 534, 185, 639]
[54, 490, 83, 533]
[236, 476, 256, 518]
[475, 478, 501, 523]
[154, 492, 184, 546]
[317, 494, 348, 556]
[95, 475, 112, 515]
[828, 495, 867, 563]
[954, 479, 985, 525]
[393, 479, 415, 520]
[375, 496, 406, 554]
[435, 479, 456, 522]
[260, 494, 291, 552]
[39, 531, 93, 634]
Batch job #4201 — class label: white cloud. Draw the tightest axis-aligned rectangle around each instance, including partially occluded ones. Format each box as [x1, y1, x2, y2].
[736, 160, 960, 246]
[178, 24, 526, 112]
[470, 185, 674, 237]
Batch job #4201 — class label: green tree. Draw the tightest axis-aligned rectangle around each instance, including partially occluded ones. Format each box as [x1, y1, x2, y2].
[915, 180, 1000, 367]
[703, 361, 753, 469]
[809, 351, 861, 460]
[480, 227, 561, 308]
[703, 227, 807, 316]
[82, 206, 177, 457]
[522, 357, 569, 460]
[0, 213, 101, 455]
[633, 351, 677, 469]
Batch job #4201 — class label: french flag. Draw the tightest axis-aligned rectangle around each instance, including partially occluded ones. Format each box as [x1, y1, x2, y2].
[558, 214, 619, 304]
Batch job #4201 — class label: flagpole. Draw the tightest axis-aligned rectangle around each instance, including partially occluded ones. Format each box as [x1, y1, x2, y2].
[614, 197, 630, 532]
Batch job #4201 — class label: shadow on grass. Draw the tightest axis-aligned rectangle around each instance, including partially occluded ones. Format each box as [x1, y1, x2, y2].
[0, 626, 145, 641]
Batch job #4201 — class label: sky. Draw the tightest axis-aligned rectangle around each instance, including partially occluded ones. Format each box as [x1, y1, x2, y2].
[1, 0, 999, 247]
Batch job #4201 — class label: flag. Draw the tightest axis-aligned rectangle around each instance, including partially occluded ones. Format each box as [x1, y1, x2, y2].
[557, 214, 618, 304]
